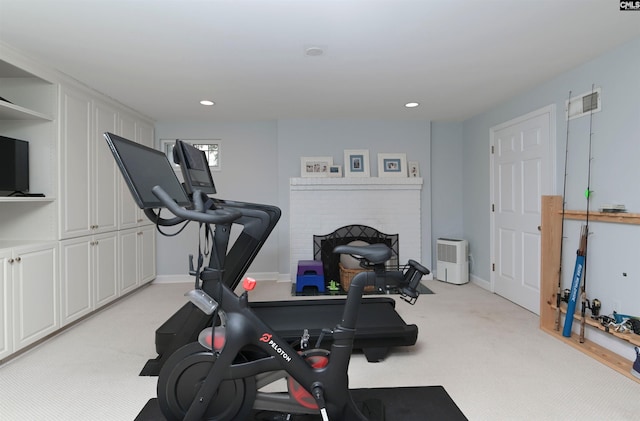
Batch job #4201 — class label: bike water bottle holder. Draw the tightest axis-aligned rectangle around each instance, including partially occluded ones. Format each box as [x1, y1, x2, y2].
[400, 259, 430, 305]
[185, 289, 218, 315]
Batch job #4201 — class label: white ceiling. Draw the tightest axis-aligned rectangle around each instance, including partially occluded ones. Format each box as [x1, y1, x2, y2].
[1, 0, 639, 123]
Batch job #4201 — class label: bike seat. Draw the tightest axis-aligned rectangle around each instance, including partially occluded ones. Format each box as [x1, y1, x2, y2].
[333, 243, 391, 265]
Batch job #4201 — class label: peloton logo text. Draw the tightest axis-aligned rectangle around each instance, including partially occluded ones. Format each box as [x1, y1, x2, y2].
[260, 333, 292, 362]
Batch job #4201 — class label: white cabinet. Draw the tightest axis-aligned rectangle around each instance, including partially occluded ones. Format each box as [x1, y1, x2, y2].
[59, 87, 120, 239]
[0, 249, 12, 360]
[93, 232, 119, 307]
[59, 232, 118, 326]
[139, 224, 157, 284]
[119, 225, 156, 295]
[118, 115, 155, 231]
[59, 85, 92, 238]
[11, 243, 58, 351]
[92, 101, 120, 234]
[1, 48, 157, 361]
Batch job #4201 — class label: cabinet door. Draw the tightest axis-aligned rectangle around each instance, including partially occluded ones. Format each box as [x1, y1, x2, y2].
[59, 85, 92, 239]
[92, 101, 119, 233]
[12, 243, 58, 350]
[94, 232, 118, 307]
[118, 113, 139, 230]
[59, 237, 92, 326]
[119, 228, 139, 295]
[0, 250, 12, 360]
[136, 120, 155, 148]
[139, 225, 156, 284]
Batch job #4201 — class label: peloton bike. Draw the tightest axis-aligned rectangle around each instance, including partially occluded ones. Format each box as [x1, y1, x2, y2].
[104, 133, 465, 420]
[132, 139, 427, 376]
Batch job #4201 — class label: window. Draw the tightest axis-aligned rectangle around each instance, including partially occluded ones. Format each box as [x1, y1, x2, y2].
[161, 139, 221, 171]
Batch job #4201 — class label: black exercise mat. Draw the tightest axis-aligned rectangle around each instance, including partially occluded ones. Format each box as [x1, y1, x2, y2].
[293, 282, 433, 297]
[135, 386, 467, 420]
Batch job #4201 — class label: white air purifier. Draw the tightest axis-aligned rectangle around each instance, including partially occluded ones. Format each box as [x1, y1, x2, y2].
[436, 238, 469, 285]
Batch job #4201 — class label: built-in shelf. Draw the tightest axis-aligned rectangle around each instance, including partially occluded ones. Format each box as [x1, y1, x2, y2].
[553, 304, 640, 347]
[560, 210, 640, 225]
[0, 100, 53, 120]
[541, 195, 640, 385]
[0, 196, 54, 203]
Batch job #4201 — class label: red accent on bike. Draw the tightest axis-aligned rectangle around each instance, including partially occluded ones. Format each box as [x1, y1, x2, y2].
[260, 333, 272, 343]
[213, 331, 226, 351]
[243, 277, 257, 291]
[287, 354, 329, 409]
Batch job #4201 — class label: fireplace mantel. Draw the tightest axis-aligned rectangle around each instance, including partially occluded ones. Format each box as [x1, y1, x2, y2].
[290, 177, 423, 190]
[289, 177, 423, 280]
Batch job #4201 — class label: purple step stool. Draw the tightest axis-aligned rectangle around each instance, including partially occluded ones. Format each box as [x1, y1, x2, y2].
[296, 260, 325, 293]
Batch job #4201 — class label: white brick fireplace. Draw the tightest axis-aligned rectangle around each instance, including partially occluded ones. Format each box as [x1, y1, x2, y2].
[289, 177, 423, 278]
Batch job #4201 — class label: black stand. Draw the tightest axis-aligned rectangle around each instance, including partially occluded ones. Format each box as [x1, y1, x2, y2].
[135, 386, 468, 421]
[6, 191, 45, 197]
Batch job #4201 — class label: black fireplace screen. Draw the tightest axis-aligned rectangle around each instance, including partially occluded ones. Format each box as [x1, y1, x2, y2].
[313, 224, 399, 284]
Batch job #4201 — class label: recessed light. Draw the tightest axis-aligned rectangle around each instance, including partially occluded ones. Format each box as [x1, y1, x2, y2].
[200, 100, 215, 106]
[405, 102, 419, 108]
[304, 45, 327, 57]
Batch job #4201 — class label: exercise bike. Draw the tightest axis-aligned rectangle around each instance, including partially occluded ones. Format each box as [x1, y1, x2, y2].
[152, 186, 429, 420]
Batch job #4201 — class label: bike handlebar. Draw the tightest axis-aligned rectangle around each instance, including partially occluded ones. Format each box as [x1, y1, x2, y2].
[151, 185, 242, 225]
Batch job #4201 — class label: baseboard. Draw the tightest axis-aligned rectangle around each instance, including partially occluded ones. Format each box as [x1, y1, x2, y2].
[153, 274, 191, 284]
[278, 273, 292, 283]
[470, 274, 491, 291]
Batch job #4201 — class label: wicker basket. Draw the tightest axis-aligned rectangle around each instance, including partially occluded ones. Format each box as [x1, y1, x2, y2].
[338, 262, 375, 292]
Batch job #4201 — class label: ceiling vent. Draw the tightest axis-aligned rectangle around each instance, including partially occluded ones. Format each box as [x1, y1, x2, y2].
[566, 87, 601, 120]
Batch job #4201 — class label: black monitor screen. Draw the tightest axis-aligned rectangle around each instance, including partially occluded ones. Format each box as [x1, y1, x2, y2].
[104, 132, 191, 209]
[173, 140, 217, 195]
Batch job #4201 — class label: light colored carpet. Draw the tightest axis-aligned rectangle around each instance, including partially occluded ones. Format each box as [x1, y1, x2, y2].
[1, 279, 639, 420]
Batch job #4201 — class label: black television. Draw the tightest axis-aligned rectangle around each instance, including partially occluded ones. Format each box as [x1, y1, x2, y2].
[173, 140, 217, 195]
[0, 135, 29, 196]
[104, 132, 191, 209]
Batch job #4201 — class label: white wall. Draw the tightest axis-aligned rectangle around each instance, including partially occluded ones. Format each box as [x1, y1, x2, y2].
[155, 119, 433, 280]
[154, 121, 279, 279]
[460, 37, 640, 330]
[430, 122, 464, 267]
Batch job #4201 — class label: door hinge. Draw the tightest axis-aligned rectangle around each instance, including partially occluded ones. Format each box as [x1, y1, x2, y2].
[491, 145, 494, 154]
[491, 203, 495, 212]
[492, 263, 495, 271]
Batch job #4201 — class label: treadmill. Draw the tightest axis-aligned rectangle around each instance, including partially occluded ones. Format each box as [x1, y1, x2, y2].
[104, 133, 428, 376]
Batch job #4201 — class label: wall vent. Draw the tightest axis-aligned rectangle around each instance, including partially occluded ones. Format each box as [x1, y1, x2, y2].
[566, 87, 601, 120]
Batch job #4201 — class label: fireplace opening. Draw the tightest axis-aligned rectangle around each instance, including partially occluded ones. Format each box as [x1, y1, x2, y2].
[313, 224, 399, 285]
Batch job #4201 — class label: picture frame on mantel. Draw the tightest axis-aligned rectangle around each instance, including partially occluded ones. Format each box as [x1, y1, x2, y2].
[378, 153, 407, 178]
[328, 165, 342, 177]
[301, 156, 333, 177]
[344, 149, 370, 177]
[408, 161, 420, 178]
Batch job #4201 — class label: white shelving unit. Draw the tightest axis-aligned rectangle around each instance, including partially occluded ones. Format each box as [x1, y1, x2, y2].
[0, 44, 157, 363]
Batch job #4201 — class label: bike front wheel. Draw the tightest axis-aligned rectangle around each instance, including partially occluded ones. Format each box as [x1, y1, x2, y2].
[157, 342, 256, 420]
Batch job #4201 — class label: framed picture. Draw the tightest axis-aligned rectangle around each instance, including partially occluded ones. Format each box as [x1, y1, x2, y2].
[161, 139, 221, 170]
[378, 153, 407, 178]
[328, 165, 342, 177]
[408, 161, 420, 178]
[301, 156, 333, 177]
[344, 149, 370, 177]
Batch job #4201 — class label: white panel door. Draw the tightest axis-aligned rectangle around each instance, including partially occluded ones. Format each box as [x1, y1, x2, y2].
[492, 107, 554, 314]
[93, 101, 119, 234]
[13, 243, 58, 350]
[59, 86, 92, 238]
[60, 237, 92, 325]
[0, 249, 12, 360]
